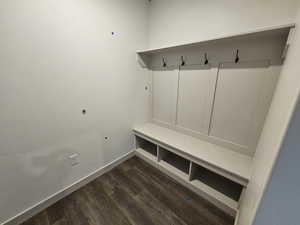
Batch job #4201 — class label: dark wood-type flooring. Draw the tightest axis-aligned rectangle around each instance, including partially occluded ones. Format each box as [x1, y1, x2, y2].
[22, 157, 234, 225]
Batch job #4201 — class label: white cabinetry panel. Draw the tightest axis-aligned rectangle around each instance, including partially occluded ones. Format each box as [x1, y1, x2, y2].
[210, 66, 281, 155]
[152, 69, 179, 126]
[176, 67, 218, 135]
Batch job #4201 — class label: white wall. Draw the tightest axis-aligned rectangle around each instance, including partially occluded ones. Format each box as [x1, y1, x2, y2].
[148, 1, 300, 224]
[0, 0, 150, 223]
[238, 9, 300, 225]
[148, 0, 300, 49]
[1, 0, 300, 224]
[253, 99, 300, 225]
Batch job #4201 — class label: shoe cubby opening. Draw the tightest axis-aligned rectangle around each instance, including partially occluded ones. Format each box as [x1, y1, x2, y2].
[158, 147, 190, 175]
[135, 136, 157, 157]
[190, 163, 243, 201]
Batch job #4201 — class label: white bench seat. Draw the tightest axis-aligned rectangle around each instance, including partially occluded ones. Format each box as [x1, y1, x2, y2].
[133, 123, 252, 186]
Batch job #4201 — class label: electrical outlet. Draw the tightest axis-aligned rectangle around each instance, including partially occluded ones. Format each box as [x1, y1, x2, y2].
[68, 153, 80, 166]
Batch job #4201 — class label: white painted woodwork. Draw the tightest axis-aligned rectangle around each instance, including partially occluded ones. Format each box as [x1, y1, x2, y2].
[159, 160, 189, 181]
[191, 179, 238, 213]
[176, 67, 218, 135]
[133, 123, 253, 184]
[138, 24, 294, 69]
[136, 148, 157, 163]
[135, 149, 238, 216]
[239, 11, 300, 225]
[210, 65, 281, 155]
[152, 69, 179, 125]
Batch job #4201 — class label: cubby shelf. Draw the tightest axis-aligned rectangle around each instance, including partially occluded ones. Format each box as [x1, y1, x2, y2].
[136, 148, 157, 163]
[134, 142, 239, 216]
[133, 123, 252, 217]
[190, 179, 238, 212]
[159, 160, 189, 182]
[134, 123, 253, 186]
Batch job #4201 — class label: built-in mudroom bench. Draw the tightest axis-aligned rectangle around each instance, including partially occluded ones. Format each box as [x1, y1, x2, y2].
[133, 24, 295, 224]
[133, 123, 252, 219]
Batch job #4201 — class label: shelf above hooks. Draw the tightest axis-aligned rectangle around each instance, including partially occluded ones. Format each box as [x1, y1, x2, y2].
[137, 24, 295, 69]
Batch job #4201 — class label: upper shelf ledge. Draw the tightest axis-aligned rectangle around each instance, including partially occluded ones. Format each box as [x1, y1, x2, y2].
[137, 24, 295, 69]
[137, 23, 295, 54]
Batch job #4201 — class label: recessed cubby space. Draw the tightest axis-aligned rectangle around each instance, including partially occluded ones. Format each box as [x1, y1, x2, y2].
[190, 163, 243, 202]
[158, 147, 190, 179]
[135, 136, 157, 161]
[133, 123, 252, 215]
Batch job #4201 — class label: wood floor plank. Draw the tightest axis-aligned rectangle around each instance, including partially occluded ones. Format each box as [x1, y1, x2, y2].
[128, 166, 210, 225]
[126, 157, 234, 225]
[108, 165, 188, 225]
[22, 211, 50, 225]
[51, 220, 70, 225]
[83, 180, 133, 225]
[135, 190, 189, 225]
[60, 193, 92, 225]
[21, 157, 234, 225]
[72, 189, 104, 225]
[108, 167, 142, 196]
[139, 157, 234, 218]
[46, 201, 71, 225]
[99, 172, 156, 225]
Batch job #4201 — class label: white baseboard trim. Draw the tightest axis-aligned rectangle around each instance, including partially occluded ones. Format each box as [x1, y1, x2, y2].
[2, 150, 135, 225]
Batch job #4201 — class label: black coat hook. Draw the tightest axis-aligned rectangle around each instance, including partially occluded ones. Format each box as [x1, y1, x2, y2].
[235, 49, 240, 64]
[204, 53, 209, 65]
[162, 57, 167, 67]
[181, 56, 185, 66]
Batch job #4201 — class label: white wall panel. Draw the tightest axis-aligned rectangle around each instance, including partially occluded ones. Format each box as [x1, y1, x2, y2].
[176, 67, 217, 135]
[210, 66, 280, 155]
[0, 0, 149, 223]
[239, 10, 300, 225]
[148, 0, 299, 49]
[152, 69, 178, 125]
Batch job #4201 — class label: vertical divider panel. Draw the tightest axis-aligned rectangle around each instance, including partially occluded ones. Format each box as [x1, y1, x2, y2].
[189, 162, 197, 181]
[134, 135, 139, 149]
[134, 135, 137, 149]
[238, 187, 247, 205]
[208, 66, 221, 136]
[157, 146, 161, 162]
[175, 68, 181, 126]
[157, 146, 168, 162]
[150, 70, 154, 121]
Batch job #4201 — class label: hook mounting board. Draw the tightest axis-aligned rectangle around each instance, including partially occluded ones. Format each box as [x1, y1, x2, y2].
[137, 24, 295, 69]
